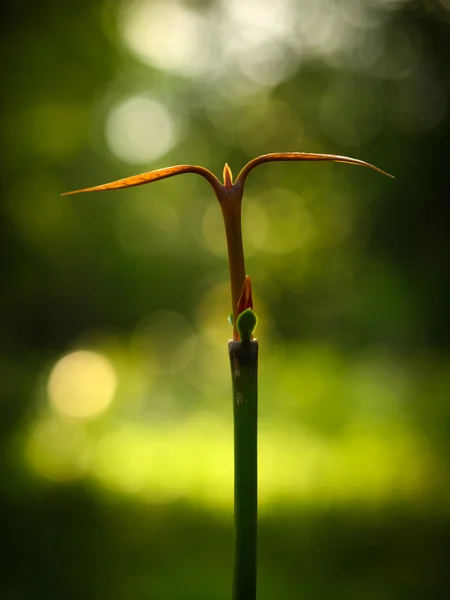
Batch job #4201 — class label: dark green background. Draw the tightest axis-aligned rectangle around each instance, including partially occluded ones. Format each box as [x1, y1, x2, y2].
[1, 0, 450, 598]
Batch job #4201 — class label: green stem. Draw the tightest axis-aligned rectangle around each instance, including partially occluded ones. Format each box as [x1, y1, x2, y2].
[228, 339, 258, 600]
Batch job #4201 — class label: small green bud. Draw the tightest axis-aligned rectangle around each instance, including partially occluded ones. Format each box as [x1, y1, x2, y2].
[236, 308, 258, 343]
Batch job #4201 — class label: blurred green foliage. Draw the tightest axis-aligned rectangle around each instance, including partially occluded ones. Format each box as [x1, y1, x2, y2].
[1, 0, 450, 598]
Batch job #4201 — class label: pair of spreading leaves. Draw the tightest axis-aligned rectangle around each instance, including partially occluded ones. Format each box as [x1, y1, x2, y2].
[63, 152, 392, 340]
[62, 152, 393, 196]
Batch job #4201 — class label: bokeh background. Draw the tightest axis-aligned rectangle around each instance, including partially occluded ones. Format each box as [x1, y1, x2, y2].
[1, 0, 450, 598]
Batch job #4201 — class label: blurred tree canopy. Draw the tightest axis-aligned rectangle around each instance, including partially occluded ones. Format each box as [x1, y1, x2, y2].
[1, 0, 450, 598]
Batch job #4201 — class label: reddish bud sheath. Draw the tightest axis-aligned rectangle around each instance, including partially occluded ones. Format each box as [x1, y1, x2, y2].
[237, 275, 253, 316]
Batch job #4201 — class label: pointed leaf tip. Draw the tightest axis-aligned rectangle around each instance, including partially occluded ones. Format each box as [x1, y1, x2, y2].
[223, 163, 233, 189]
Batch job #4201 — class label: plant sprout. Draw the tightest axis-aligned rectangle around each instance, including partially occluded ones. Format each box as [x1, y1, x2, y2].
[64, 151, 392, 600]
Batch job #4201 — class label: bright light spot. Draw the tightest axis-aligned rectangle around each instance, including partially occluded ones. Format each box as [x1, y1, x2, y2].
[117, 0, 416, 94]
[120, 0, 301, 88]
[289, 0, 350, 60]
[119, 0, 209, 76]
[105, 95, 178, 164]
[91, 415, 234, 508]
[220, 0, 298, 87]
[48, 350, 117, 419]
[29, 341, 437, 511]
[132, 310, 197, 375]
[86, 415, 431, 511]
[26, 418, 89, 481]
[237, 42, 298, 87]
[223, 0, 293, 41]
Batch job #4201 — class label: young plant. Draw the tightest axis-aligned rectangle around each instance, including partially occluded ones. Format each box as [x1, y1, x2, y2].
[64, 152, 392, 600]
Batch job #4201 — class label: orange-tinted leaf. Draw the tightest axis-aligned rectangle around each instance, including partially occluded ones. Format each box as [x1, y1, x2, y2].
[62, 164, 221, 196]
[235, 152, 394, 186]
